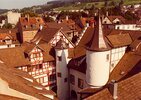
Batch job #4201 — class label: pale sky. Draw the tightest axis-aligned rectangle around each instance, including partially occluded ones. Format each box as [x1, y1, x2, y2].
[0, 0, 52, 9]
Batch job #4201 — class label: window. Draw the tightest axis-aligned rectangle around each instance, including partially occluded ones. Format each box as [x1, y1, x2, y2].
[70, 74, 75, 85]
[64, 78, 68, 82]
[39, 64, 42, 69]
[57, 72, 61, 77]
[27, 66, 33, 72]
[106, 54, 109, 61]
[49, 74, 56, 81]
[57, 56, 62, 61]
[78, 78, 83, 89]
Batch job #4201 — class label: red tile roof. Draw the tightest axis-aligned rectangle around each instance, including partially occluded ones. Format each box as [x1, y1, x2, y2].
[31, 27, 60, 44]
[86, 16, 111, 51]
[106, 33, 132, 48]
[0, 63, 55, 100]
[19, 17, 44, 31]
[107, 16, 126, 24]
[109, 52, 141, 82]
[85, 72, 141, 100]
[67, 55, 86, 73]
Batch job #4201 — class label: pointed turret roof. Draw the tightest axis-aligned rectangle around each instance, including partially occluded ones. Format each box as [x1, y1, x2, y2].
[86, 14, 111, 51]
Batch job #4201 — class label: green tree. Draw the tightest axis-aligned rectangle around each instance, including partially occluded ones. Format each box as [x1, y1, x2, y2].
[123, 11, 139, 20]
[2, 23, 12, 29]
[43, 16, 54, 22]
[21, 11, 38, 17]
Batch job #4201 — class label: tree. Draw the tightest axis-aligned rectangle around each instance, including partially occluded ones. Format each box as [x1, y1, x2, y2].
[2, 23, 12, 29]
[123, 11, 139, 20]
[43, 16, 54, 22]
[21, 11, 38, 17]
[104, 0, 108, 7]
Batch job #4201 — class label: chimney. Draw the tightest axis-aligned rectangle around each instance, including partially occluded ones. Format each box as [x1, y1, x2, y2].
[9, 30, 11, 33]
[66, 15, 69, 21]
[109, 80, 118, 100]
[57, 20, 61, 24]
[39, 25, 43, 30]
[25, 14, 29, 22]
[86, 21, 89, 27]
[106, 11, 109, 16]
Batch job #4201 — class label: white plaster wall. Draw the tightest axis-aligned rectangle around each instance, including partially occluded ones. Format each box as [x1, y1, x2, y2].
[115, 24, 141, 30]
[55, 49, 70, 100]
[69, 69, 86, 100]
[50, 32, 74, 48]
[0, 78, 39, 100]
[102, 17, 112, 24]
[86, 50, 110, 87]
[110, 47, 127, 72]
[0, 44, 16, 49]
[7, 11, 21, 25]
[113, 18, 121, 24]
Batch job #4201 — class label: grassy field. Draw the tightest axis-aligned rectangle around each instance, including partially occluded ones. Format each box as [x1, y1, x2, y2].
[54, 0, 141, 11]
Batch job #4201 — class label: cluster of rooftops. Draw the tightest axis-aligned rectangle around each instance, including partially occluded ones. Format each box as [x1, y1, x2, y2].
[0, 12, 140, 99]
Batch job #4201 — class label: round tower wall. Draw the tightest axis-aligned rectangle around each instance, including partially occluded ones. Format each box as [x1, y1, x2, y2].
[86, 50, 110, 87]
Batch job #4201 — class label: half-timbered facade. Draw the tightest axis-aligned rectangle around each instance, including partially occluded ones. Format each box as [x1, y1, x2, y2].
[31, 27, 75, 48]
[0, 42, 56, 90]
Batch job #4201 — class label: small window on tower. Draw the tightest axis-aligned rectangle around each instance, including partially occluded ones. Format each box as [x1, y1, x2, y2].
[57, 72, 61, 77]
[64, 78, 68, 82]
[57, 56, 62, 61]
[106, 54, 109, 61]
[70, 74, 75, 85]
[78, 78, 83, 89]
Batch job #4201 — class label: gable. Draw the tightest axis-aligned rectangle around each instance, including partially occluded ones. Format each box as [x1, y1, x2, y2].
[50, 31, 74, 48]
[113, 18, 121, 24]
[102, 17, 112, 24]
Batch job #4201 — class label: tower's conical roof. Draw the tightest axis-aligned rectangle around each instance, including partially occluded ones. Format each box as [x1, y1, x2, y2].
[86, 14, 111, 51]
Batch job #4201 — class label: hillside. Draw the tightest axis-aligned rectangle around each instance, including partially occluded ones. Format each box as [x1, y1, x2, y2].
[0, 9, 8, 15]
[53, 0, 141, 11]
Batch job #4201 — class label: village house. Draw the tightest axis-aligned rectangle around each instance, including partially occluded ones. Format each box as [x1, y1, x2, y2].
[7, 11, 21, 27]
[18, 16, 44, 43]
[0, 29, 20, 49]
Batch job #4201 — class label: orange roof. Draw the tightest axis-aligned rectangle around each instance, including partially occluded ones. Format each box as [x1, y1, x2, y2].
[107, 16, 126, 23]
[85, 72, 141, 100]
[19, 17, 44, 31]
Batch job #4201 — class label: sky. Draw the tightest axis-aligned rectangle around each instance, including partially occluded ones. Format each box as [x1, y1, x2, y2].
[0, 0, 52, 9]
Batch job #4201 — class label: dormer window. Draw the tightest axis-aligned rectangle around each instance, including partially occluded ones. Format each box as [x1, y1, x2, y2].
[31, 24, 33, 28]
[24, 25, 27, 28]
[106, 54, 109, 61]
[37, 19, 40, 22]
[57, 56, 62, 61]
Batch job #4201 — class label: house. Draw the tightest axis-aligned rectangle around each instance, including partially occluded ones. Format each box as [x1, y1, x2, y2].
[0, 42, 56, 90]
[0, 62, 57, 100]
[0, 29, 20, 49]
[31, 26, 75, 48]
[7, 11, 21, 27]
[102, 15, 141, 30]
[102, 16, 126, 24]
[18, 16, 44, 43]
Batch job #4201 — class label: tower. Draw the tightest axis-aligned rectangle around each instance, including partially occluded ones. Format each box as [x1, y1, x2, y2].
[86, 14, 111, 88]
[55, 39, 70, 100]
